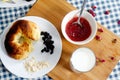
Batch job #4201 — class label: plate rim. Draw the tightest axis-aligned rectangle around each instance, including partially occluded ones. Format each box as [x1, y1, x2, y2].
[0, 0, 37, 7]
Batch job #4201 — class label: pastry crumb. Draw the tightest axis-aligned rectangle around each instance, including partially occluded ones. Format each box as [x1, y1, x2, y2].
[24, 57, 49, 73]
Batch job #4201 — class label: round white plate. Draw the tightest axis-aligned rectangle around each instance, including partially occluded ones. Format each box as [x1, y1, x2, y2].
[0, 16, 62, 78]
[0, 0, 36, 7]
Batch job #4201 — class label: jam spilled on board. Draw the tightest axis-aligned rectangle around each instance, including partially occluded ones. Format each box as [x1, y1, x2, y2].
[66, 17, 92, 41]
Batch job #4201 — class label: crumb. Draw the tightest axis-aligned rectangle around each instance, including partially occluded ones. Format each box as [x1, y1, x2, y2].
[24, 57, 49, 73]
[112, 39, 117, 43]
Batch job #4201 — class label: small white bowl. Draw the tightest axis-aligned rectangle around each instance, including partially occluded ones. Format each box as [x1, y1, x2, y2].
[61, 10, 97, 45]
[70, 47, 96, 73]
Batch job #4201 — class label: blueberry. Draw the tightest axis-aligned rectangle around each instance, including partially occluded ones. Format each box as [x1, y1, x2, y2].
[44, 32, 49, 36]
[41, 49, 45, 53]
[41, 31, 55, 54]
[41, 31, 45, 35]
[46, 48, 49, 52]
[48, 35, 52, 39]
[42, 37, 45, 41]
[25, 0, 32, 2]
[49, 41, 54, 44]
[50, 50, 53, 54]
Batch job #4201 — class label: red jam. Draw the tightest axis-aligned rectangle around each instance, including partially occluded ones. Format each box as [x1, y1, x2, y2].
[66, 17, 91, 41]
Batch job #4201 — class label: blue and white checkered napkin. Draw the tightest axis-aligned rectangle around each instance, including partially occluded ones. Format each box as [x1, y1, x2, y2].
[67, 0, 120, 80]
[0, 5, 31, 34]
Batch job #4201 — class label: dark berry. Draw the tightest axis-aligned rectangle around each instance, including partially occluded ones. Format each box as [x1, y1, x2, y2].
[112, 39, 117, 43]
[25, 0, 32, 2]
[48, 41, 54, 45]
[41, 32, 45, 35]
[50, 50, 53, 54]
[41, 48, 46, 52]
[95, 35, 102, 41]
[44, 32, 49, 37]
[87, 9, 96, 17]
[100, 59, 105, 63]
[42, 37, 46, 41]
[104, 10, 111, 15]
[46, 48, 49, 52]
[111, 57, 114, 60]
[41, 49, 44, 52]
[117, 20, 120, 25]
[98, 28, 104, 32]
[40, 31, 55, 54]
[48, 35, 52, 39]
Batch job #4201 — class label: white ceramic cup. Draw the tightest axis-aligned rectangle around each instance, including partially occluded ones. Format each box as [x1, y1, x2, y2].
[61, 10, 97, 45]
[70, 47, 96, 73]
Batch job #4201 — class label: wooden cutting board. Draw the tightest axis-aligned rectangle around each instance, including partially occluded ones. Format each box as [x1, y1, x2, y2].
[27, 0, 120, 80]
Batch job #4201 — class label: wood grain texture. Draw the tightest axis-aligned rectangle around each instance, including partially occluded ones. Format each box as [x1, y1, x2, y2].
[27, 0, 120, 80]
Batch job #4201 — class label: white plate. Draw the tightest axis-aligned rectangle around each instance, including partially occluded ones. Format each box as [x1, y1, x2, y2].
[0, 16, 62, 78]
[0, 0, 36, 7]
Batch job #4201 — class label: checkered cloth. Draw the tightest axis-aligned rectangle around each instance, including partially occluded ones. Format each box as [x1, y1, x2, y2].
[0, 0, 120, 80]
